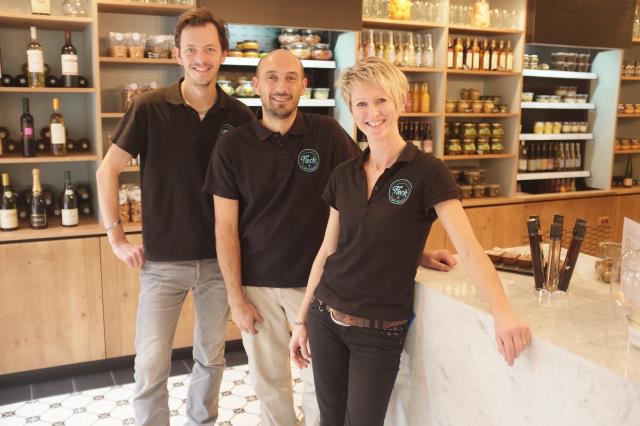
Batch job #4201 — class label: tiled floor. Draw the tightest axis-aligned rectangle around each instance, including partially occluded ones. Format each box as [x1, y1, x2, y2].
[0, 364, 305, 425]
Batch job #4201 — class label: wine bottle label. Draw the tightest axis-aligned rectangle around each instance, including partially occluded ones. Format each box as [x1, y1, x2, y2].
[31, 0, 50, 14]
[472, 52, 480, 70]
[455, 52, 463, 68]
[50, 123, 66, 145]
[482, 54, 490, 70]
[447, 51, 453, 68]
[27, 50, 44, 73]
[3, 191, 12, 198]
[24, 127, 33, 136]
[0, 209, 18, 229]
[65, 189, 73, 196]
[61, 208, 78, 226]
[506, 54, 513, 72]
[61, 54, 78, 75]
[519, 159, 527, 171]
[490, 54, 498, 71]
[31, 213, 46, 226]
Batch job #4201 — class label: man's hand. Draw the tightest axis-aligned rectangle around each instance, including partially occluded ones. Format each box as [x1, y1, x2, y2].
[230, 300, 264, 335]
[493, 308, 531, 366]
[111, 238, 144, 268]
[421, 249, 457, 272]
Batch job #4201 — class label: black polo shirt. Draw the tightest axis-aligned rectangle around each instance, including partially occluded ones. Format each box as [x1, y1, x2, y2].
[315, 143, 460, 321]
[202, 111, 360, 287]
[113, 78, 254, 261]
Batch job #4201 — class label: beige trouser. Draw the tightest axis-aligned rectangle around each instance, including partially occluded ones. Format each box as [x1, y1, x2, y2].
[242, 286, 320, 426]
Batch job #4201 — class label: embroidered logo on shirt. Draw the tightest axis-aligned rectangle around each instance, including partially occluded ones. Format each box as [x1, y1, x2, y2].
[389, 179, 412, 205]
[298, 149, 320, 173]
[219, 123, 234, 136]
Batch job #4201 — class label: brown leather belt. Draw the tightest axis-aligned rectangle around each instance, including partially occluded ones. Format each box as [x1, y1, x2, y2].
[326, 305, 408, 330]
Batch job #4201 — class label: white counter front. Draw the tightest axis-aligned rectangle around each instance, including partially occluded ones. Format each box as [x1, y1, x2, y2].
[385, 254, 640, 426]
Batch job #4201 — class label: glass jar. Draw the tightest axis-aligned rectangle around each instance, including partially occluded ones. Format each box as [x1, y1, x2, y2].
[482, 99, 494, 113]
[486, 183, 500, 197]
[235, 80, 255, 97]
[469, 88, 481, 101]
[533, 121, 544, 134]
[462, 138, 476, 155]
[561, 121, 572, 133]
[477, 168, 486, 183]
[445, 100, 456, 113]
[445, 138, 462, 155]
[462, 123, 477, 139]
[472, 184, 487, 198]
[490, 123, 504, 138]
[471, 101, 483, 113]
[490, 138, 504, 153]
[544, 121, 553, 134]
[571, 122, 581, 133]
[460, 88, 470, 100]
[62, 0, 88, 17]
[476, 138, 491, 154]
[311, 43, 333, 60]
[458, 185, 473, 198]
[217, 79, 235, 96]
[552, 121, 562, 134]
[477, 123, 491, 138]
[301, 29, 322, 45]
[449, 168, 462, 183]
[457, 100, 470, 113]
[286, 42, 312, 59]
[279, 28, 301, 46]
[463, 170, 481, 185]
[595, 241, 621, 283]
[451, 122, 461, 138]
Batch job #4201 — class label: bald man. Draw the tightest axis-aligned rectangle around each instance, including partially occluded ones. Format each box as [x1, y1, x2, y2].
[202, 50, 360, 425]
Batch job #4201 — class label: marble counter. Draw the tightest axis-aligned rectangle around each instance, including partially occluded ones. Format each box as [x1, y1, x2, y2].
[385, 253, 640, 426]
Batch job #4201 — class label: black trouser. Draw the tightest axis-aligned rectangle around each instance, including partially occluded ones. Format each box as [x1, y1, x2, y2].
[306, 299, 408, 426]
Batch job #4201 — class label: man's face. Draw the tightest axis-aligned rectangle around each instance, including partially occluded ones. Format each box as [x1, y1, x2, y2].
[253, 51, 307, 119]
[175, 23, 226, 87]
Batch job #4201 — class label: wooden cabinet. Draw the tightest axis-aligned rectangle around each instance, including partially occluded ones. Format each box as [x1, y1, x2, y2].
[615, 194, 640, 240]
[0, 238, 105, 374]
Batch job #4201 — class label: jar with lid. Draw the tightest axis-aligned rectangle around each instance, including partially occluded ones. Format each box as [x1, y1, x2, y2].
[217, 79, 235, 96]
[477, 123, 491, 138]
[458, 185, 473, 198]
[449, 168, 462, 183]
[460, 88, 470, 100]
[457, 100, 470, 113]
[544, 121, 553, 134]
[482, 99, 494, 113]
[490, 138, 504, 153]
[476, 138, 491, 154]
[490, 123, 504, 138]
[235, 80, 255, 97]
[472, 184, 487, 198]
[463, 170, 481, 185]
[462, 123, 477, 139]
[477, 168, 486, 183]
[445, 139, 462, 155]
[471, 101, 483, 113]
[552, 121, 562, 134]
[469, 88, 481, 101]
[571, 122, 581, 133]
[561, 121, 572, 133]
[62, 0, 88, 17]
[311, 43, 333, 60]
[279, 28, 301, 46]
[445, 100, 456, 113]
[286, 43, 312, 59]
[462, 139, 476, 155]
[533, 122, 544, 134]
[486, 184, 500, 197]
[301, 29, 321, 45]
[450, 122, 462, 138]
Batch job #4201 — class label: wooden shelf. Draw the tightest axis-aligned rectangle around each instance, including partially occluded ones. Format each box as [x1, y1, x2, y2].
[0, 154, 98, 164]
[621, 76, 640, 81]
[520, 133, 593, 141]
[612, 187, 640, 195]
[97, 0, 191, 15]
[399, 112, 441, 117]
[101, 112, 125, 119]
[442, 154, 515, 161]
[0, 87, 95, 93]
[523, 69, 597, 80]
[0, 12, 91, 30]
[617, 113, 640, 118]
[614, 149, 640, 154]
[123, 165, 140, 173]
[633, 38, 640, 44]
[517, 170, 590, 181]
[447, 69, 519, 77]
[362, 17, 444, 30]
[448, 24, 523, 35]
[397, 67, 445, 73]
[445, 112, 517, 118]
[521, 102, 595, 110]
[99, 57, 177, 65]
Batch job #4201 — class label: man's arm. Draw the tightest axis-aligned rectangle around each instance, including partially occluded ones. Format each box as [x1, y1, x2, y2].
[213, 195, 263, 334]
[96, 144, 144, 268]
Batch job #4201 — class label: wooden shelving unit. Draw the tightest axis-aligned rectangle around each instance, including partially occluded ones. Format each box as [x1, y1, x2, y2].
[97, 0, 191, 16]
[0, 87, 95, 93]
[0, 154, 98, 164]
[0, 12, 91, 30]
[99, 57, 177, 65]
[362, 17, 444, 30]
[400, 112, 441, 117]
[398, 67, 444, 73]
[447, 69, 520, 77]
[614, 149, 640, 154]
[448, 24, 523, 35]
[445, 113, 517, 118]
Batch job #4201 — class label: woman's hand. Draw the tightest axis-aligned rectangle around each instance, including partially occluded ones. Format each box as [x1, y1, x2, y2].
[493, 308, 531, 366]
[289, 323, 312, 369]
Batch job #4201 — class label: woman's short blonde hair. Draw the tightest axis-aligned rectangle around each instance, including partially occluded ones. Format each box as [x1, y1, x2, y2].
[336, 56, 408, 112]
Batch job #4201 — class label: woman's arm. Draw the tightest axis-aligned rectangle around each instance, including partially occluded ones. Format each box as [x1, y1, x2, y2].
[290, 207, 340, 368]
[435, 199, 532, 366]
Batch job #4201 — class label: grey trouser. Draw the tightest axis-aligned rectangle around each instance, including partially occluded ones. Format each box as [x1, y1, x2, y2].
[133, 259, 229, 426]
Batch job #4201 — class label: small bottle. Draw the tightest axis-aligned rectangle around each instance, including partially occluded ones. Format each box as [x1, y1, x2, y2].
[367, 30, 376, 58]
[21, 98, 36, 158]
[464, 38, 473, 70]
[376, 31, 385, 58]
[574, 143, 581, 170]
[26, 26, 45, 88]
[454, 37, 464, 69]
[30, 168, 47, 229]
[545, 222, 563, 292]
[506, 40, 514, 72]
[415, 34, 423, 67]
[61, 29, 79, 88]
[624, 155, 634, 188]
[411, 83, 420, 112]
[471, 37, 480, 70]
[406, 33, 415, 68]
[0, 173, 18, 231]
[424, 33, 434, 68]
[489, 39, 498, 71]
[388, 31, 396, 65]
[61, 170, 78, 227]
[419, 82, 430, 113]
[498, 40, 506, 71]
[447, 36, 454, 69]
[518, 141, 527, 173]
[50, 98, 67, 156]
[481, 38, 490, 70]
[396, 32, 405, 66]
[405, 87, 413, 113]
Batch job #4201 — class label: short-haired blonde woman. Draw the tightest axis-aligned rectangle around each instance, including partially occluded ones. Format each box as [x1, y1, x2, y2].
[289, 57, 532, 425]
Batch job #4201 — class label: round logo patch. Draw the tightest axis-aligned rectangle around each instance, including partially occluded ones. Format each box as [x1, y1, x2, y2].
[219, 123, 234, 136]
[297, 149, 320, 173]
[389, 179, 412, 205]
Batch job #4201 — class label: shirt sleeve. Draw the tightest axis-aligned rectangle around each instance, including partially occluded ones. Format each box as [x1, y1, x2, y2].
[202, 133, 239, 199]
[322, 167, 339, 210]
[423, 157, 460, 217]
[330, 120, 361, 168]
[112, 98, 148, 158]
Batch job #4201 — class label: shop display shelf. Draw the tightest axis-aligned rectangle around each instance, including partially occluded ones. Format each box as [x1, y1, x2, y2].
[0, 87, 95, 93]
[238, 98, 336, 107]
[617, 113, 640, 118]
[522, 69, 597, 80]
[448, 24, 523, 35]
[0, 154, 99, 164]
[223, 57, 337, 70]
[621, 76, 640, 81]
[362, 17, 444, 30]
[521, 102, 595, 110]
[97, 0, 191, 15]
[445, 112, 517, 118]
[519, 133, 593, 141]
[397, 67, 445, 73]
[516, 170, 590, 181]
[613, 186, 640, 195]
[447, 69, 520, 77]
[633, 38, 640, 44]
[102, 112, 125, 119]
[0, 217, 100, 244]
[614, 149, 640, 154]
[99, 57, 177, 65]
[442, 153, 515, 160]
[0, 12, 91, 30]
[400, 112, 441, 117]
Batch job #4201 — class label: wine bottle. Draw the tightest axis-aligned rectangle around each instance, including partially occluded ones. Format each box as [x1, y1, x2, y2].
[30, 168, 47, 229]
[75, 137, 90, 152]
[27, 26, 45, 88]
[424, 33, 434, 68]
[73, 182, 91, 202]
[447, 36, 454, 69]
[61, 170, 78, 227]
[624, 155, 634, 188]
[30, 0, 50, 15]
[21, 98, 36, 157]
[489, 39, 498, 71]
[36, 138, 51, 153]
[454, 37, 463, 69]
[78, 201, 92, 217]
[50, 97, 67, 156]
[518, 141, 527, 173]
[0, 173, 18, 231]
[61, 29, 79, 88]
[14, 74, 28, 87]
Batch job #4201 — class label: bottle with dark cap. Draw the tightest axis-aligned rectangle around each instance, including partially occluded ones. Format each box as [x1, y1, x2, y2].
[527, 219, 545, 291]
[558, 219, 587, 292]
[545, 222, 563, 292]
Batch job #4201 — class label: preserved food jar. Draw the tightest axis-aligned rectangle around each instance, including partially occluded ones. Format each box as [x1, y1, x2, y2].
[286, 42, 312, 59]
[279, 29, 301, 46]
[311, 43, 333, 60]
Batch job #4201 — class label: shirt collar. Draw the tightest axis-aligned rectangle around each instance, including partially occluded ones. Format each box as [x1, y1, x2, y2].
[252, 109, 308, 141]
[355, 142, 419, 169]
[164, 78, 232, 111]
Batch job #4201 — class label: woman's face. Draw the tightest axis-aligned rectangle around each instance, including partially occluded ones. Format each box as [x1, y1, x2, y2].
[350, 82, 399, 142]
